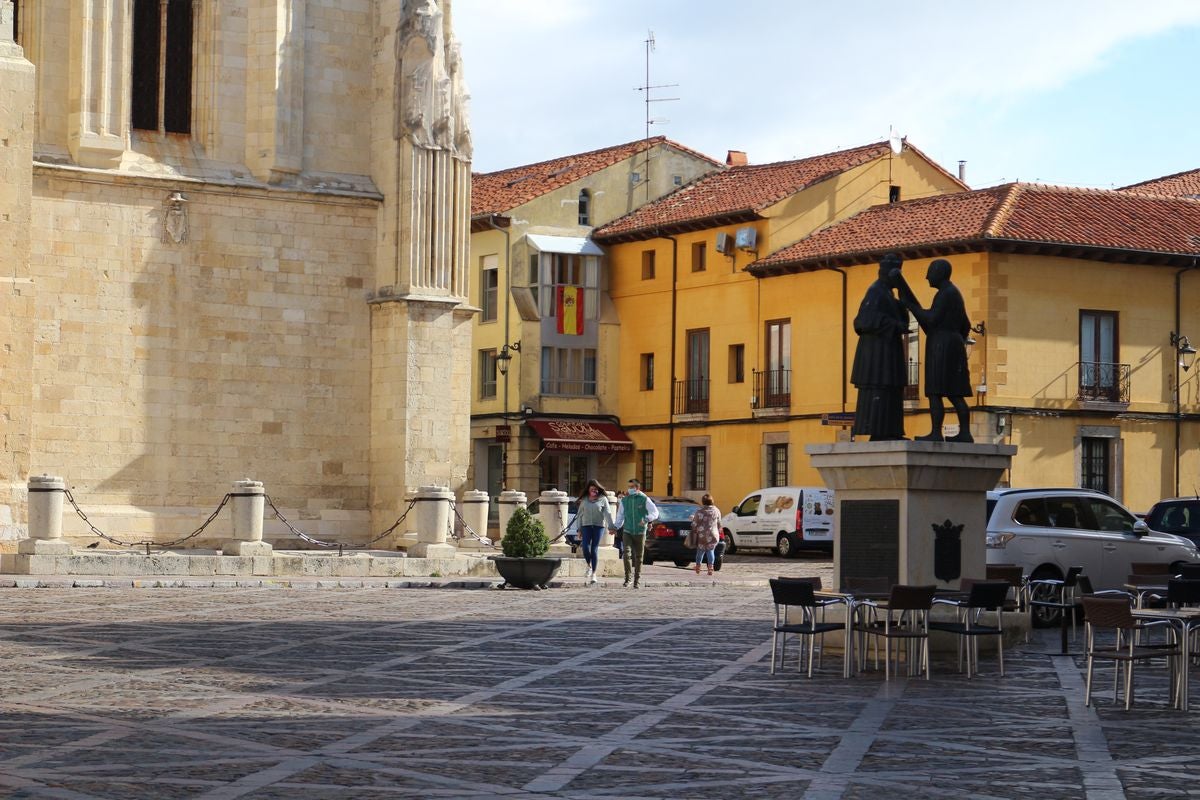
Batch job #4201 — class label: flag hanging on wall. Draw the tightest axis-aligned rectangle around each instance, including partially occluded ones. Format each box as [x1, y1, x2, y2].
[556, 286, 584, 335]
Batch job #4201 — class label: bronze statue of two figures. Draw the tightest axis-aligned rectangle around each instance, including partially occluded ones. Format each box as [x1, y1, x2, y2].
[851, 254, 973, 443]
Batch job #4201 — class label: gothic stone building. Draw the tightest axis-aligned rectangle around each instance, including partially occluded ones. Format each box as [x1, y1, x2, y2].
[0, 0, 473, 548]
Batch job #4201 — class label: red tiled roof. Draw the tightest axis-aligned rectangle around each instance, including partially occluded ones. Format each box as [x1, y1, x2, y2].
[750, 183, 1200, 274]
[591, 142, 897, 242]
[470, 137, 722, 218]
[1119, 168, 1200, 198]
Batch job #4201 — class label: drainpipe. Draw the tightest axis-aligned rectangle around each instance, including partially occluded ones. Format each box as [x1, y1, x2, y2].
[1175, 262, 1197, 497]
[664, 232, 680, 495]
[486, 214, 512, 488]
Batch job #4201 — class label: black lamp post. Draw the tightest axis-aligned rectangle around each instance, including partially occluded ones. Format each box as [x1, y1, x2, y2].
[496, 341, 521, 491]
[966, 321, 987, 406]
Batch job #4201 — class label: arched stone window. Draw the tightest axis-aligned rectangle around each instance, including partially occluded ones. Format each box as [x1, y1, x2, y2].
[577, 189, 591, 226]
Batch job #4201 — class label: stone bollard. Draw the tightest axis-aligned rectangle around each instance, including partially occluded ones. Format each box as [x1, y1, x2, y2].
[595, 490, 620, 563]
[497, 489, 527, 545]
[460, 489, 491, 548]
[539, 489, 573, 557]
[409, 485, 456, 558]
[19, 475, 72, 555]
[221, 479, 272, 557]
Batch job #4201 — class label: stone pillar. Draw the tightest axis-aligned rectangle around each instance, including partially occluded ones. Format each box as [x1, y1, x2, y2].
[221, 480, 272, 557]
[0, 0, 35, 545]
[19, 475, 72, 555]
[409, 484, 456, 558]
[497, 489, 527, 544]
[459, 489, 490, 547]
[67, 0, 129, 168]
[539, 489, 572, 557]
[596, 490, 620, 562]
[807, 441, 1015, 592]
[245, 0, 306, 183]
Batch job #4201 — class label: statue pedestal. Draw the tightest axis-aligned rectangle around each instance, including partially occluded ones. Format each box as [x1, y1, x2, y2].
[807, 441, 1015, 592]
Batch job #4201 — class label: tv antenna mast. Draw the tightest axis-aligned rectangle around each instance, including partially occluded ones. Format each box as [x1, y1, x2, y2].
[634, 30, 679, 198]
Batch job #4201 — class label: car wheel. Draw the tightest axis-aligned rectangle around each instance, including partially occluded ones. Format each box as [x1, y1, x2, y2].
[1028, 566, 1064, 628]
[775, 533, 793, 558]
[674, 559, 692, 568]
[714, 556, 723, 571]
[723, 531, 737, 556]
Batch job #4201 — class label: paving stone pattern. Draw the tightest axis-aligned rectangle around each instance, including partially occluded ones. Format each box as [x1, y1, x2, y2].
[1, 578, 1198, 798]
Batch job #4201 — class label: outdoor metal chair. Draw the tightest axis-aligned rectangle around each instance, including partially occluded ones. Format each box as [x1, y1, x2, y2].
[1177, 563, 1200, 580]
[1028, 566, 1084, 653]
[930, 580, 1011, 678]
[1081, 595, 1181, 710]
[853, 584, 937, 680]
[769, 578, 845, 677]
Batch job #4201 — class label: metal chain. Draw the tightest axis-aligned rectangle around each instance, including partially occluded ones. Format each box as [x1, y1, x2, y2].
[64, 489, 232, 551]
[263, 494, 416, 551]
[446, 500, 495, 548]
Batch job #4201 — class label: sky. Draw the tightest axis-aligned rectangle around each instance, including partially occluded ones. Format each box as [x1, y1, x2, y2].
[454, 0, 1200, 190]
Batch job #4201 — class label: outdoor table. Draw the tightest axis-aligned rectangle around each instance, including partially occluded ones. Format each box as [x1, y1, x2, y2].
[1129, 606, 1200, 711]
[1124, 582, 1168, 609]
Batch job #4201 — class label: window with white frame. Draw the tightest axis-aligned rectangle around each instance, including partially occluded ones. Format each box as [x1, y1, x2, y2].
[578, 189, 591, 226]
[536, 252, 599, 320]
[479, 349, 498, 398]
[540, 347, 597, 396]
[480, 255, 498, 323]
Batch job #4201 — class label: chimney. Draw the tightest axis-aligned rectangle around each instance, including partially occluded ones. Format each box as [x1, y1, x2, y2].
[958, 160, 967, 183]
[726, 150, 748, 167]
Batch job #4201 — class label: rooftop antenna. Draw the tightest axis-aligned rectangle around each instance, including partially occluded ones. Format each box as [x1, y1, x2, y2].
[635, 30, 678, 199]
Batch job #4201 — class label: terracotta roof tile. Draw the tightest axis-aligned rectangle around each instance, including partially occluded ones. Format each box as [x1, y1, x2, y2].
[751, 184, 1200, 273]
[470, 137, 722, 218]
[1119, 168, 1200, 198]
[591, 142, 898, 241]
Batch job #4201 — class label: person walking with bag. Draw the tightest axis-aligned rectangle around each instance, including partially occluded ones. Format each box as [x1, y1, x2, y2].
[689, 494, 722, 576]
[613, 478, 658, 588]
[574, 479, 614, 585]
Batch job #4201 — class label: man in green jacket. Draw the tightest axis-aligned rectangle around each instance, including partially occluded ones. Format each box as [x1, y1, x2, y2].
[613, 478, 659, 588]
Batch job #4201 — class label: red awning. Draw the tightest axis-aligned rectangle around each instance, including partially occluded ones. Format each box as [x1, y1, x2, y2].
[526, 419, 634, 453]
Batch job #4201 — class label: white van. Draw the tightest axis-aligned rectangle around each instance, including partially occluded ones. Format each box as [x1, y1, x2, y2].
[721, 486, 835, 557]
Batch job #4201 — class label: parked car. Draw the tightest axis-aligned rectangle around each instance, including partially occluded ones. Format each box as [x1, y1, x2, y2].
[1144, 497, 1200, 548]
[985, 488, 1200, 625]
[642, 496, 724, 570]
[721, 486, 835, 557]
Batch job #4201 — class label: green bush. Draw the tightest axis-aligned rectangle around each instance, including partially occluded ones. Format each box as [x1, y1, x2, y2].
[502, 506, 549, 558]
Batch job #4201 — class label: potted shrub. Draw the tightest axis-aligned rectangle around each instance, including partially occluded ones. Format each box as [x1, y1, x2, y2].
[490, 506, 562, 589]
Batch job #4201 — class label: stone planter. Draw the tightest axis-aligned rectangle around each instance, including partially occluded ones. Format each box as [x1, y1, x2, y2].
[490, 556, 562, 590]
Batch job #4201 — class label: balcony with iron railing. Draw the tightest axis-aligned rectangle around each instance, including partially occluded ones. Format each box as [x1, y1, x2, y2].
[752, 368, 791, 411]
[673, 378, 709, 416]
[1076, 361, 1130, 407]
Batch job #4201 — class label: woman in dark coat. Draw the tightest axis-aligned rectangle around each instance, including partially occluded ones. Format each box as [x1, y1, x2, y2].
[850, 253, 910, 440]
[895, 258, 973, 442]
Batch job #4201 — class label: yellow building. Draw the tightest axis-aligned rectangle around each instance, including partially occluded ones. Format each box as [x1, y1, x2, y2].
[749, 180, 1200, 514]
[591, 141, 967, 512]
[468, 138, 722, 507]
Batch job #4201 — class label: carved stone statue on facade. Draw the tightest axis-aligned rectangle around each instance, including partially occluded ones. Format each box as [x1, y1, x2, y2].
[163, 192, 189, 244]
[396, 0, 469, 160]
[851, 253, 910, 441]
[893, 258, 974, 442]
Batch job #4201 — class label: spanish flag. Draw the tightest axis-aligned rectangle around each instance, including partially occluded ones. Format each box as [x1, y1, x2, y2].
[557, 286, 584, 335]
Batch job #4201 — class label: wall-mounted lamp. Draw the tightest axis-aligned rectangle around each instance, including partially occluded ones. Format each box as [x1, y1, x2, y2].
[965, 320, 986, 358]
[496, 340, 521, 376]
[1171, 331, 1197, 372]
[995, 412, 1008, 434]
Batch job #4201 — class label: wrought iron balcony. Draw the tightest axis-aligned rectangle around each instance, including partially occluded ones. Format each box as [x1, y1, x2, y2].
[752, 368, 791, 410]
[1076, 361, 1130, 405]
[673, 378, 710, 415]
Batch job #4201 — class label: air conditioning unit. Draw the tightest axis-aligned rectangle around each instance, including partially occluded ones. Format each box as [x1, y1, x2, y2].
[735, 226, 757, 251]
[714, 232, 732, 255]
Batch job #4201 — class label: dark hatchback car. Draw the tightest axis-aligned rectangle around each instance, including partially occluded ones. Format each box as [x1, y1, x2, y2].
[1145, 497, 1200, 548]
[642, 496, 724, 571]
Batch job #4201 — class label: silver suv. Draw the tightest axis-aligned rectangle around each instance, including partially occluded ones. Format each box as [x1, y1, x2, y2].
[985, 488, 1200, 594]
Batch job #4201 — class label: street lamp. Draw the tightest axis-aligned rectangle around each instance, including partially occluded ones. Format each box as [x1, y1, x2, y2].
[1171, 331, 1196, 372]
[964, 320, 986, 359]
[496, 340, 521, 377]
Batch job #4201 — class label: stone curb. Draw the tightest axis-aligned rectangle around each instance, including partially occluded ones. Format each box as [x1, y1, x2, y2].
[0, 576, 770, 590]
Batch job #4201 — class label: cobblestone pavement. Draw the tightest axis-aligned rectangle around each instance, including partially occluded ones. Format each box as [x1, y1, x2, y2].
[1, 560, 1198, 799]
